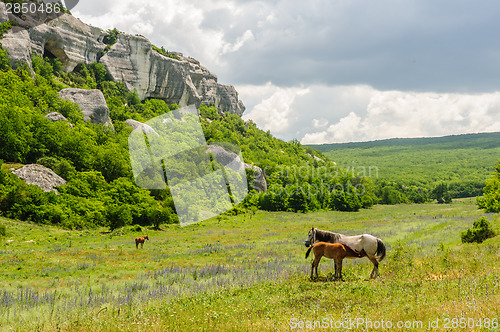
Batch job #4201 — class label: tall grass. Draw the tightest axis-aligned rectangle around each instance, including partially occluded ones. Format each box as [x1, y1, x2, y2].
[0, 200, 498, 331]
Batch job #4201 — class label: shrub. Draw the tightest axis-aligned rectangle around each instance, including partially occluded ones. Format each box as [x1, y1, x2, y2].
[0, 223, 6, 236]
[461, 217, 496, 243]
[106, 204, 133, 231]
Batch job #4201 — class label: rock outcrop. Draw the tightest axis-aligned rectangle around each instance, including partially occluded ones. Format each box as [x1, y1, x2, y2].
[44, 112, 73, 128]
[12, 164, 67, 194]
[244, 164, 267, 193]
[0, 2, 245, 115]
[207, 144, 267, 192]
[59, 88, 114, 128]
[125, 119, 158, 136]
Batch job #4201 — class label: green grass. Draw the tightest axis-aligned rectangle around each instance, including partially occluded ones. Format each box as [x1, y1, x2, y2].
[0, 199, 499, 331]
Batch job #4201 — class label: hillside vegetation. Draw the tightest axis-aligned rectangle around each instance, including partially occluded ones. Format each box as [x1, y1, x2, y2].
[0, 44, 377, 229]
[310, 133, 500, 200]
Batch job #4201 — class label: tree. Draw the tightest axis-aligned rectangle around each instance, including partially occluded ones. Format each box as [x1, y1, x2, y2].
[106, 204, 132, 231]
[432, 182, 452, 204]
[477, 160, 500, 212]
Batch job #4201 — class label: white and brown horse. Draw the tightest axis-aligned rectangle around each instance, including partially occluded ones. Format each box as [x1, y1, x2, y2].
[135, 235, 149, 249]
[305, 227, 386, 279]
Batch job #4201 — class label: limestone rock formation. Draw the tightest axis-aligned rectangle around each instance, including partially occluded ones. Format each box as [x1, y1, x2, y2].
[59, 88, 114, 128]
[0, 3, 245, 115]
[12, 164, 67, 194]
[44, 112, 73, 128]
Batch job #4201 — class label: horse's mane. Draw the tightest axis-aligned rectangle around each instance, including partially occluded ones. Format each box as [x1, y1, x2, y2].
[315, 229, 340, 243]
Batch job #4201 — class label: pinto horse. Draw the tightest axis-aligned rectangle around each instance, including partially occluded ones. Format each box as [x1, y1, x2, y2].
[135, 235, 149, 249]
[306, 242, 364, 280]
[305, 228, 386, 279]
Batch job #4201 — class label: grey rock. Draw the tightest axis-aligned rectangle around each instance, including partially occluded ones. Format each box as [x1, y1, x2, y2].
[125, 119, 158, 136]
[59, 88, 114, 129]
[12, 164, 67, 194]
[244, 164, 267, 193]
[44, 112, 73, 128]
[306, 153, 324, 163]
[206, 144, 245, 173]
[206, 144, 267, 192]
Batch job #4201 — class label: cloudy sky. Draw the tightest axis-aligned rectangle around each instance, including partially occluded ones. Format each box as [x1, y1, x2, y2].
[71, 0, 500, 144]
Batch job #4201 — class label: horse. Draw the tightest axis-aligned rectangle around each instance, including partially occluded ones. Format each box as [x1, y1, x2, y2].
[304, 227, 386, 279]
[305, 242, 364, 280]
[135, 235, 149, 249]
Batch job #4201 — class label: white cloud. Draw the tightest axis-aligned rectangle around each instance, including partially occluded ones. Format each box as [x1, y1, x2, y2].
[221, 30, 254, 54]
[301, 90, 500, 144]
[312, 118, 329, 129]
[241, 84, 309, 134]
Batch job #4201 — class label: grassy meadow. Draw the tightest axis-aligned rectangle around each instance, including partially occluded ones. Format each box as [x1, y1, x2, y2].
[0, 199, 499, 331]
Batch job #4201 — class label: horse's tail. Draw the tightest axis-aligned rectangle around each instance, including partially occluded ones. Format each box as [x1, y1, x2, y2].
[375, 238, 386, 261]
[305, 246, 313, 259]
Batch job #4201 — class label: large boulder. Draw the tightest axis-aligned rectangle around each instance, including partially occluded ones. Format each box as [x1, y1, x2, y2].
[12, 164, 67, 194]
[244, 164, 267, 193]
[59, 88, 114, 129]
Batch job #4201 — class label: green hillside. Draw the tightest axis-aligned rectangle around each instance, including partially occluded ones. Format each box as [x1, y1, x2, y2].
[0, 40, 371, 230]
[309, 132, 500, 198]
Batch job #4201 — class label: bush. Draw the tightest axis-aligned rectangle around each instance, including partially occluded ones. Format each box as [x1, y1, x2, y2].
[477, 161, 500, 212]
[106, 204, 133, 231]
[0, 223, 6, 236]
[461, 217, 496, 243]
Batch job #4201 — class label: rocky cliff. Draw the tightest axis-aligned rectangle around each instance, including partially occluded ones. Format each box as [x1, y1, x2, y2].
[0, 2, 245, 115]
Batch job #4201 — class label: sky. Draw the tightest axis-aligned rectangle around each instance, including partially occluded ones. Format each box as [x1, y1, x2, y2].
[71, 0, 500, 144]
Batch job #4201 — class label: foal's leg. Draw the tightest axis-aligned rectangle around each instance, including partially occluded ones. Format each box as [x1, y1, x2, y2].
[338, 259, 344, 281]
[314, 256, 321, 278]
[368, 256, 379, 279]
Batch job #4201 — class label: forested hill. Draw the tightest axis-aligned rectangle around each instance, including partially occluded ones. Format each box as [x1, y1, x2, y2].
[308, 132, 500, 198]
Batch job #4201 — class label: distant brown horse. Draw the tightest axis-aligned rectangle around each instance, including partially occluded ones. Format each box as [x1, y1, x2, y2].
[305, 242, 365, 280]
[135, 235, 149, 249]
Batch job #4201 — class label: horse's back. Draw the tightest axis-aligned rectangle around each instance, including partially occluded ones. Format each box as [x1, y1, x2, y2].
[339, 233, 379, 256]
